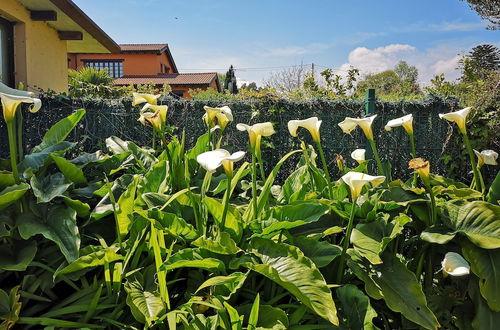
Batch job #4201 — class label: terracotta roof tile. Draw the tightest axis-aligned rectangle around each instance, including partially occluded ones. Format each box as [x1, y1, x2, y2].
[114, 73, 218, 86]
[119, 44, 168, 52]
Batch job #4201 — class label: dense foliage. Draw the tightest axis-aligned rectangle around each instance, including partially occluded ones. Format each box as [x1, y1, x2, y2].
[0, 87, 499, 329]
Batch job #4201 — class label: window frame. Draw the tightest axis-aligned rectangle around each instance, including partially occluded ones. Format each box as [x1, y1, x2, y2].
[82, 59, 124, 78]
[0, 17, 15, 87]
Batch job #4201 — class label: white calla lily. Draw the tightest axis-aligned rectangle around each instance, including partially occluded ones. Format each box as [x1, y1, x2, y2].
[385, 114, 413, 134]
[237, 122, 275, 152]
[132, 92, 161, 106]
[138, 104, 168, 131]
[203, 106, 233, 130]
[351, 149, 366, 164]
[338, 115, 377, 140]
[439, 107, 472, 134]
[0, 92, 42, 123]
[473, 149, 498, 167]
[197, 149, 245, 175]
[441, 252, 470, 277]
[287, 117, 322, 142]
[340, 171, 386, 200]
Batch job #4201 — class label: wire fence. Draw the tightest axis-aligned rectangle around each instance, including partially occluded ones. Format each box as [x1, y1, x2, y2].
[1, 94, 475, 183]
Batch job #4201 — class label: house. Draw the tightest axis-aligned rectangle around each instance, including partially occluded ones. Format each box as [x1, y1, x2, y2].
[68, 43, 221, 98]
[0, 0, 119, 92]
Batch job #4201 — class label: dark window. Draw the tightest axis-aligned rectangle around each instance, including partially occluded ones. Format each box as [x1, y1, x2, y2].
[83, 60, 124, 78]
[0, 17, 14, 87]
[170, 90, 184, 98]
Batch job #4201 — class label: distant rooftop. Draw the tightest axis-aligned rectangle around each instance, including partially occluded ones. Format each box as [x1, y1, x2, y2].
[119, 44, 169, 52]
[114, 73, 219, 87]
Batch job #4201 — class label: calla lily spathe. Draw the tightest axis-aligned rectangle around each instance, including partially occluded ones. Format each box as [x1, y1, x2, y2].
[385, 114, 413, 134]
[236, 122, 275, 152]
[132, 92, 161, 106]
[138, 104, 168, 131]
[441, 252, 470, 277]
[439, 107, 472, 134]
[197, 149, 245, 175]
[203, 106, 233, 130]
[338, 115, 377, 140]
[0, 92, 42, 123]
[340, 171, 386, 200]
[473, 149, 498, 167]
[287, 117, 322, 142]
[408, 158, 430, 185]
[351, 149, 366, 164]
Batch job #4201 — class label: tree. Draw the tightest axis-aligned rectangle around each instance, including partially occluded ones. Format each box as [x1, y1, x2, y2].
[240, 82, 259, 91]
[460, 0, 500, 30]
[353, 61, 421, 99]
[459, 44, 500, 82]
[224, 65, 238, 94]
[262, 65, 307, 93]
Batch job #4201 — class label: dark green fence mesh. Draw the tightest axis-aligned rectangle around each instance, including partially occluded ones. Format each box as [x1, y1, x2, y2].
[1, 95, 470, 183]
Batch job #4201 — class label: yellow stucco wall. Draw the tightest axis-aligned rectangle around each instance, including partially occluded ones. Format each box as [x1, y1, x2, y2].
[1, 0, 68, 92]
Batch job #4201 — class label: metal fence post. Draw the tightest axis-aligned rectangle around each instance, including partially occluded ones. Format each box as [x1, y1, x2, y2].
[365, 89, 376, 169]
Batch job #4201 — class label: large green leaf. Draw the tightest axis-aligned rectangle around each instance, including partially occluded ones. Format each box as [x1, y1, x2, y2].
[30, 173, 71, 203]
[17, 205, 80, 263]
[0, 171, 15, 186]
[195, 272, 248, 299]
[55, 245, 123, 277]
[438, 200, 500, 249]
[336, 284, 378, 330]
[278, 165, 314, 204]
[257, 201, 330, 238]
[125, 280, 165, 325]
[148, 209, 198, 241]
[348, 251, 439, 329]
[19, 141, 75, 173]
[192, 232, 240, 255]
[0, 183, 29, 211]
[292, 235, 341, 268]
[0, 240, 37, 271]
[136, 160, 168, 205]
[91, 175, 133, 220]
[237, 304, 289, 329]
[245, 237, 338, 325]
[488, 171, 500, 204]
[106, 136, 131, 154]
[50, 154, 87, 184]
[161, 248, 225, 273]
[462, 242, 500, 312]
[204, 197, 242, 242]
[116, 175, 140, 237]
[31, 109, 85, 153]
[469, 277, 500, 330]
[351, 214, 411, 265]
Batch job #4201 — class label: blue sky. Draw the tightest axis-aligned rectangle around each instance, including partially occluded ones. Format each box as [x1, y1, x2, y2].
[74, 0, 499, 85]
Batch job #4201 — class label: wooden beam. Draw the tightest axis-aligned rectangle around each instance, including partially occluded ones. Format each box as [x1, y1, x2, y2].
[30, 10, 57, 21]
[58, 31, 83, 40]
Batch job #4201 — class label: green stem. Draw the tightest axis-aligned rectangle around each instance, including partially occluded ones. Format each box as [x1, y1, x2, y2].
[315, 141, 333, 199]
[200, 171, 212, 236]
[368, 138, 384, 176]
[415, 245, 427, 281]
[256, 153, 266, 182]
[207, 127, 212, 150]
[409, 133, 418, 187]
[105, 176, 122, 248]
[477, 165, 486, 196]
[428, 187, 437, 226]
[220, 172, 232, 235]
[7, 120, 20, 184]
[251, 152, 259, 221]
[462, 132, 483, 193]
[336, 200, 357, 284]
[16, 110, 24, 163]
[303, 146, 317, 192]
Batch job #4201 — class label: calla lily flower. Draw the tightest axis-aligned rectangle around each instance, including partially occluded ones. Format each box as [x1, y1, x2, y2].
[473, 149, 498, 167]
[138, 104, 168, 132]
[385, 114, 413, 134]
[0, 92, 42, 123]
[338, 115, 377, 140]
[197, 149, 245, 175]
[236, 122, 275, 153]
[203, 106, 233, 130]
[408, 158, 430, 186]
[351, 149, 366, 164]
[439, 107, 472, 134]
[132, 92, 161, 106]
[340, 171, 385, 200]
[441, 252, 470, 277]
[287, 117, 322, 142]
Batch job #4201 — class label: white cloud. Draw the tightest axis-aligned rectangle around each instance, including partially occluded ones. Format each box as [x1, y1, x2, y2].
[344, 44, 416, 74]
[263, 43, 331, 57]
